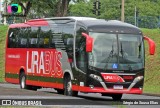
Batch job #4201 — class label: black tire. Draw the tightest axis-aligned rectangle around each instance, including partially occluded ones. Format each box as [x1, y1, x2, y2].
[29, 86, 38, 91]
[112, 94, 123, 101]
[20, 72, 37, 91]
[57, 89, 64, 94]
[20, 72, 28, 89]
[64, 76, 78, 96]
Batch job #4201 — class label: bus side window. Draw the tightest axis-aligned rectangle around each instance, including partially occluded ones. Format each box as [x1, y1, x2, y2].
[39, 26, 51, 48]
[29, 27, 39, 48]
[62, 23, 74, 57]
[8, 28, 19, 48]
[18, 28, 29, 48]
[50, 37, 55, 48]
[50, 24, 63, 49]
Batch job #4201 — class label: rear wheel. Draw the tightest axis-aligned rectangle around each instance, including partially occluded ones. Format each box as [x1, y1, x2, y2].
[64, 76, 78, 96]
[29, 86, 38, 91]
[111, 94, 123, 101]
[56, 89, 64, 94]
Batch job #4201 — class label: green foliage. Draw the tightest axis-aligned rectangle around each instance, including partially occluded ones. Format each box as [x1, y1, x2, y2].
[69, 1, 95, 17]
[0, 25, 8, 82]
[4, 0, 160, 27]
[142, 28, 160, 94]
[69, 0, 160, 28]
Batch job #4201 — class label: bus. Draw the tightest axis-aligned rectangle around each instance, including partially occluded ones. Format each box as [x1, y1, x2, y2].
[5, 17, 155, 100]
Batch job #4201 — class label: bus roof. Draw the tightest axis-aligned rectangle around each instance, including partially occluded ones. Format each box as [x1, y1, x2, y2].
[9, 19, 49, 28]
[77, 19, 142, 34]
[8, 17, 142, 34]
[45, 17, 141, 34]
[26, 19, 48, 26]
[9, 23, 30, 28]
[78, 19, 138, 29]
[45, 16, 97, 21]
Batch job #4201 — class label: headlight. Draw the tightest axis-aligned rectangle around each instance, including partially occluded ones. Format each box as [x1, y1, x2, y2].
[133, 76, 143, 83]
[90, 74, 102, 82]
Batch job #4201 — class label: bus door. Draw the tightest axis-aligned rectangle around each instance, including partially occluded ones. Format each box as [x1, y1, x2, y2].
[75, 27, 88, 87]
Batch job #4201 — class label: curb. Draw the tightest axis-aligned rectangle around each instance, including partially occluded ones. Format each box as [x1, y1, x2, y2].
[143, 93, 160, 97]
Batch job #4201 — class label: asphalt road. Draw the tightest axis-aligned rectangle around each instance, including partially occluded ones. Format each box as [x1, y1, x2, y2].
[0, 82, 159, 108]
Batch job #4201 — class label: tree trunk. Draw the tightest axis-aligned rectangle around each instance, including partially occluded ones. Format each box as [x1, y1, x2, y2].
[55, 0, 62, 17]
[55, 0, 70, 17]
[19, 1, 31, 21]
[62, 0, 68, 16]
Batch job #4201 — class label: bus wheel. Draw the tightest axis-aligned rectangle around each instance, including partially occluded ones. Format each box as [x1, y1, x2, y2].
[20, 73, 38, 91]
[30, 86, 38, 91]
[64, 76, 78, 96]
[56, 89, 64, 94]
[20, 72, 28, 89]
[112, 94, 123, 101]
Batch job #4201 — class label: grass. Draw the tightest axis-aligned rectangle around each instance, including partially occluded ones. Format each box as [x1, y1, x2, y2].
[0, 25, 8, 82]
[142, 28, 160, 94]
[0, 25, 159, 94]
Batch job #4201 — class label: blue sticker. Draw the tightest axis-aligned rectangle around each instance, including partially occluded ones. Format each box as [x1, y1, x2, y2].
[112, 63, 118, 69]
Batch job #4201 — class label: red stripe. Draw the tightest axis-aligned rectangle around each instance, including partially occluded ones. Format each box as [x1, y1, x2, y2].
[5, 78, 64, 90]
[26, 19, 48, 26]
[9, 23, 30, 28]
[26, 80, 63, 89]
[5, 78, 19, 84]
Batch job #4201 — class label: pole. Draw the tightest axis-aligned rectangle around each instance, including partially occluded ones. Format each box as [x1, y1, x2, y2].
[3, 2, 7, 25]
[0, 0, 2, 24]
[0, 12, 1, 24]
[134, 6, 137, 26]
[121, 0, 125, 22]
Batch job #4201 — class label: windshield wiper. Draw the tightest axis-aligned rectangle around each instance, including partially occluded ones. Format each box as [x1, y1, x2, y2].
[120, 42, 124, 58]
[138, 40, 142, 58]
[128, 64, 133, 71]
[106, 44, 114, 62]
[105, 44, 114, 70]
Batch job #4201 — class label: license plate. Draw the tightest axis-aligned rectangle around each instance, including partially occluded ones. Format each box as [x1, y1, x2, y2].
[113, 85, 123, 90]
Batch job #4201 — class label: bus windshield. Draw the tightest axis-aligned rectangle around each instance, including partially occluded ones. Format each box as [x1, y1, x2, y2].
[88, 32, 144, 71]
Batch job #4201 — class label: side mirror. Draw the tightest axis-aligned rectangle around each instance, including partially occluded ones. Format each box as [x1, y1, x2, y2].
[144, 36, 155, 55]
[82, 32, 93, 52]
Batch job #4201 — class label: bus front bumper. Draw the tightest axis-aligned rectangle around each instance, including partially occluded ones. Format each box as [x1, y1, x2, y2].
[73, 86, 142, 94]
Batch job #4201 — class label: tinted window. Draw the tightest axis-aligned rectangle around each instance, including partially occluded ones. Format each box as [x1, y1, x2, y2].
[29, 27, 39, 48]
[50, 24, 65, 50]
[8, 28, 19, 48]
[76, 26, 87, 72]
[62, 22, 74, 57]
[18, 28, 30, 48]
[39, 26, 51, 48]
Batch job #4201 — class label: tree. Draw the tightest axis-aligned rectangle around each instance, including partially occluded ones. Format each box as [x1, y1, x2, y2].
[8, 0, 72, 18]
[55, 0, 71, 17]
[69, 1, 95, 17]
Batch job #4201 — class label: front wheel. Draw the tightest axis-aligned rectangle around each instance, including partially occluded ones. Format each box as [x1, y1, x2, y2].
[20, 72, 37, 91]
[112, 94, 123, 101]
[20, 72, 28, 89]
[64, 76, 78, 96]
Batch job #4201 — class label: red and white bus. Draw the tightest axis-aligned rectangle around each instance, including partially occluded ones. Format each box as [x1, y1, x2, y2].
[5, 17, 155, 100]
